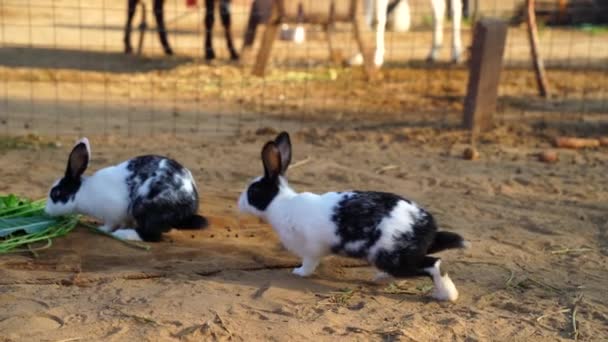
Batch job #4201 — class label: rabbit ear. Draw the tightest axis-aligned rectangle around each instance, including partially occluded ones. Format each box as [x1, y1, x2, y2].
[66, 138, 90, 179]
[274, 131, 291, 174]
[261, 141, 282, 180]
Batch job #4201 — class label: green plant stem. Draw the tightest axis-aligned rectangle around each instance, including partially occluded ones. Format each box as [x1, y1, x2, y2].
[79, 222, 151, 251]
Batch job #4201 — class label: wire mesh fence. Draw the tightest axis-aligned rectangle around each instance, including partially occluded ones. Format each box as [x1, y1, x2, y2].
[0, 0, 606, 139]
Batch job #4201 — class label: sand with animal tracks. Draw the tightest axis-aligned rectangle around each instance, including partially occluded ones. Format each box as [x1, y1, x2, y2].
[1, 126, 607, 341]
[1, 0, 608, 340]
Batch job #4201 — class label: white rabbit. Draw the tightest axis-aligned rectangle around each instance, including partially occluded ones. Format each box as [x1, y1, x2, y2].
[45, 138, 207, 242]
[239, 132, 469, 301]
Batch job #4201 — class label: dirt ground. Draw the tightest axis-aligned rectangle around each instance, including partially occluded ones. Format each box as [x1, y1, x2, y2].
[1, 0, 607, 138]
[1, 126, 608, 341]
[1, 1, 608, 341]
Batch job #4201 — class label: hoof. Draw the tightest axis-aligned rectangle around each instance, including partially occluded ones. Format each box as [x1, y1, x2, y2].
[205, 48, 216, 60]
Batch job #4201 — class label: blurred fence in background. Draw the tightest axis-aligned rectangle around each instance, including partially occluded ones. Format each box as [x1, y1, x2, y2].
[0, 0, 606, 138]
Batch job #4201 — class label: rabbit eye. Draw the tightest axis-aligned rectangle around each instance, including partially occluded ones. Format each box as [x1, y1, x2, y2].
[51, 188, 61, 199]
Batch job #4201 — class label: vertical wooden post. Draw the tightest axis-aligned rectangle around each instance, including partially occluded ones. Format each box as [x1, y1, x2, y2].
[526, 0, 550, 98]
[252, 0, 282, 77]
[325, 2, 342, 65]
[241, 0, 273, 65]
[557, 0, 568, 24]
[470, 0, 480, 22]
[463, 18, 508, 132]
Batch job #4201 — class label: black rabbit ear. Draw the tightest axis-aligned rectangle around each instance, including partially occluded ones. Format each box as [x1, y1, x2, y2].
[274, 131, 291, 174]
[66, 138, 90, 179]
[261, 141, 282, 180]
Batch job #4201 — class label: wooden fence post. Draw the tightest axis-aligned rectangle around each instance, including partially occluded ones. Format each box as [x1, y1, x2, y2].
[463, 18, 508, 132]
[526, 0, 550, 98]
[252, 0, 282, 77]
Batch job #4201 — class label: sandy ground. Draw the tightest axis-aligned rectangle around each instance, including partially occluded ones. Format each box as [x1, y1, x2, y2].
[1, 0, 607, 138]
[1, 126, 608, 341]
[1, 1, 607, 341]
[2, 62, 606, 138]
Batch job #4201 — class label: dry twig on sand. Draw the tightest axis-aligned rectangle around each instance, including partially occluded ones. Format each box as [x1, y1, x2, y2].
[571, 294, 584, 340]
[536, 308, 570, 323]
[525, 277, 562, 293]
[211, 310, 233, 336]
[505, 268, 516, 288]
[112, 307, 160, 326]
[549, 247, 592, 255]
[375, 164, 399, 174]
[289, 156, 313, 170]
[53, 338, 84, 342]
[252, 282, 271, 299]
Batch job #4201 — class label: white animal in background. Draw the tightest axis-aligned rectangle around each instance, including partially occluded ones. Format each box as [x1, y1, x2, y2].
[387, 0, 411, 32]
[351, 0, 463, 67]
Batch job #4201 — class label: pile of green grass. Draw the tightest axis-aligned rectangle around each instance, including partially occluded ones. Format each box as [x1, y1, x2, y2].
[0, 194, 79, 254]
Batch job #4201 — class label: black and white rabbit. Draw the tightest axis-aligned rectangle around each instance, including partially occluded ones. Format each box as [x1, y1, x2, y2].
[238, 132, 469, 301]
[45, 138, 207, 242]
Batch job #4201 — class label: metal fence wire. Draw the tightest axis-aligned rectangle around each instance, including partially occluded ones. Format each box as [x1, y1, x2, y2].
[0, 0, 606, 138]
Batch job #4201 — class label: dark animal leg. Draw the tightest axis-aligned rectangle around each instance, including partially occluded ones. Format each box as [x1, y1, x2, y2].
[373, 251, 457, 300]
[205, 0, 216, 60]
[124, 0, 138, 54]
[242, 1, 260, 49]
[135, 226, 164, 242]
[220, 0, 239, 60]
[242, 0, 273, 63]
[153, 0, 173, 55]
[134, 213, 170, 242]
